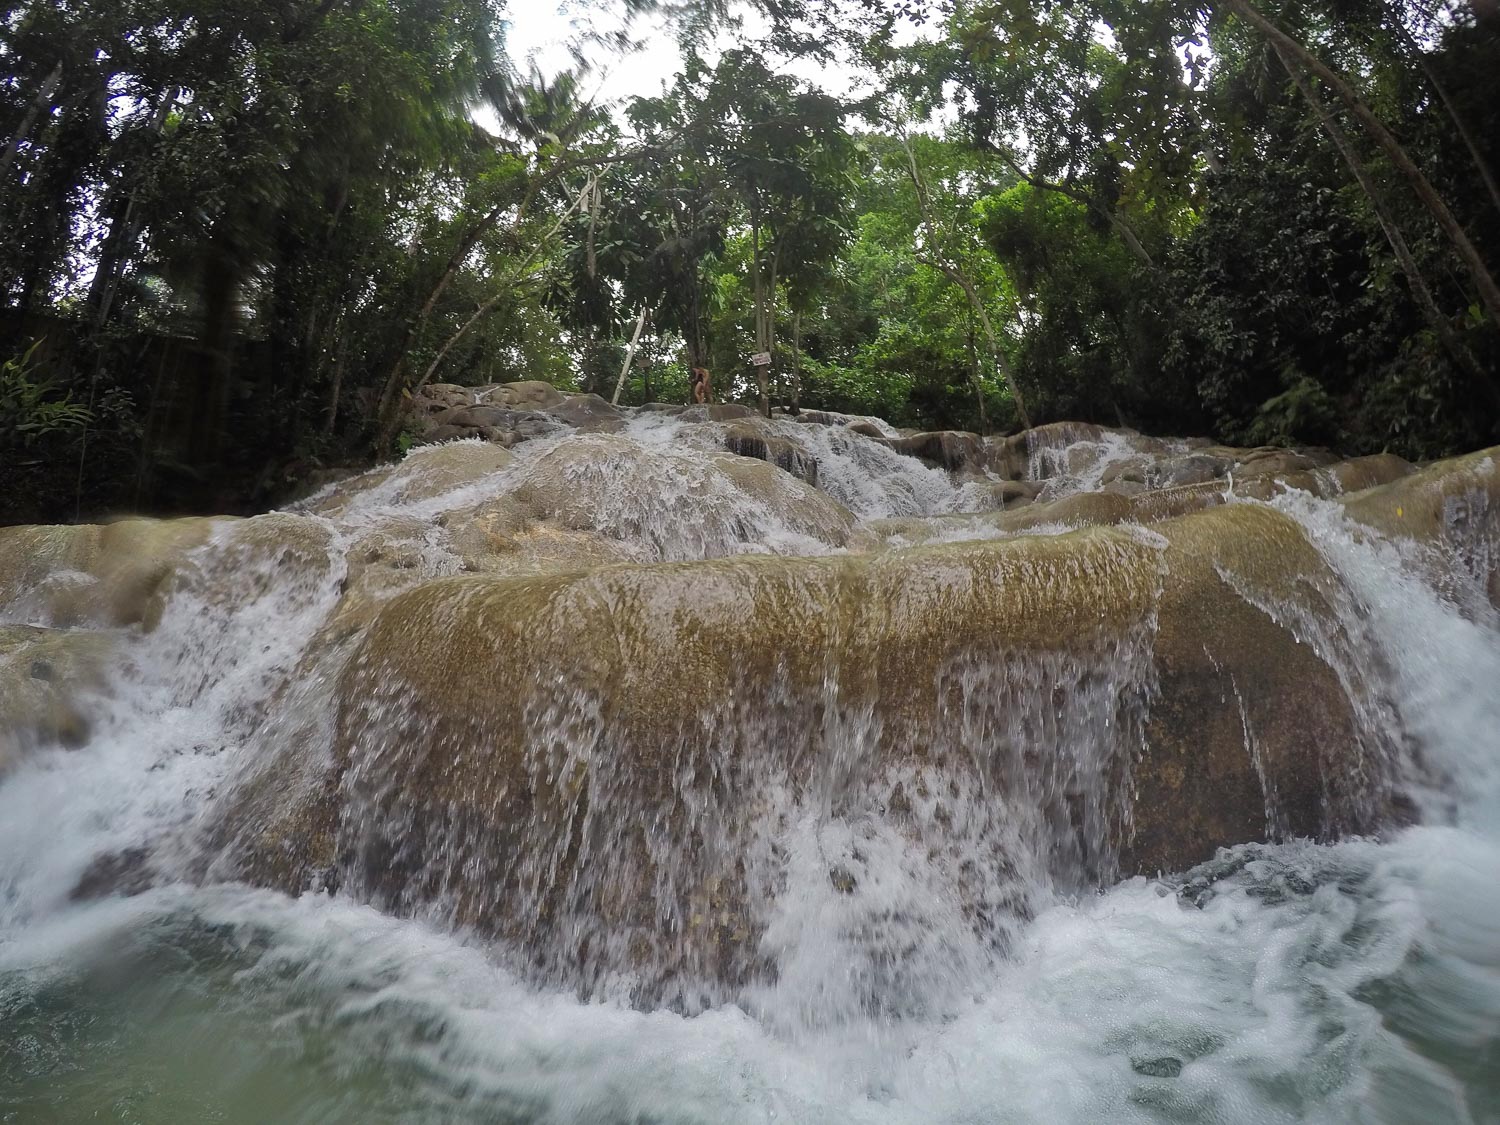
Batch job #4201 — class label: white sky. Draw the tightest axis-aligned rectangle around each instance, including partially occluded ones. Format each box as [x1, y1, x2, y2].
[503, 3, 684, 109]
[499, 1, 880, 125]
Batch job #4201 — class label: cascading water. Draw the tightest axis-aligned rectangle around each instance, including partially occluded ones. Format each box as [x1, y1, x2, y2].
[2, 416, 1498, 1124]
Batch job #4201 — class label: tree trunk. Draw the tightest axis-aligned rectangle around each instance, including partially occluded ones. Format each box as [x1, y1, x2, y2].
[983, 141, 1158, 273]
[0, 60, 62, 180]
[324, 322, 350, 435]
[88, 86, 179, 327]
[611, 304, 649, 406]
[750, 204, 770, 417]
[901, 135, 1032, 430]
[790, 310, 802, 415]
[194, 225, 241, 470]
[767, 243, 781, 415]
[1226, 0, 1500, 330]
[1278, 47, 1495, 404]
[375, 175, 594, 448]
[1106, 211, 1156, 269]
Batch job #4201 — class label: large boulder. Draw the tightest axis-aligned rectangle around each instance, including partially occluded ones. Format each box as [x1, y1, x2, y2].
[0, 517, 220, 628]
[1341, 446, 1500, 606]
[722, 423, 820, 486]
[504, 434, 855, 560]
[490, 380, 567, 411]
[987, 422, 1112, 480]
[207, 503, 1390, 1004]
[679, 403, 758, 423]
[546, 393, 629, 432]
[0, 625, 113, 770]
[307, 440, 513, 516]
[881, 430, 986, 474]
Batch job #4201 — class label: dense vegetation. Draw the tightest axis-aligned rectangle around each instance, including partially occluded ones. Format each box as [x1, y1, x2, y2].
[2, 0, 1497, 522]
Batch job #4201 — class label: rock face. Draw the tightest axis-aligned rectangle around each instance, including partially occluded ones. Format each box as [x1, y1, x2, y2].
[211, 502, 1401, 1004]
[6, 387, 1495, 1010]
[0, 517, 220, 628]
[722, 423, 820, 485]
[880, 430, 986, 473]
[0, 625, 112, 771]
[1342, 448, 1499, 607]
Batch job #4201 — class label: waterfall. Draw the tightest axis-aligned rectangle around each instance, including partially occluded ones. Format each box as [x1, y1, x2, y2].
[2, 412, 1497, 1123]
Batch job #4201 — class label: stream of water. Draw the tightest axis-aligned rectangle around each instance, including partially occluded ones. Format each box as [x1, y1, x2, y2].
[2, 421, 1497, 1124]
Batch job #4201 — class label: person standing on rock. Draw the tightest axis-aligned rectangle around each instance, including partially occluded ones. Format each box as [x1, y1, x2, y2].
[690, 366, 712, 405]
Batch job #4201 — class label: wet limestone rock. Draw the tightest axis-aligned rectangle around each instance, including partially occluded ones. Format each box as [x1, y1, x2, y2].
[1125, 504, 1390, 874]
[1341, 446, 1500, 606]
[1146, 452, 1233, 489]
[417, 404, 563, 448]
[545, 393, 629, 433]
[308, 440, 513, 516]
[0, 625, 113, 769]
[989, 480, 1042, 509]
[881, 430, 986, 474]
[491, 380, 567, 411]
[722, 423, 820, 486]
[988, 422, 1111, 480]
[680, 403, 758, 423]
[505, 434, 854, 558]
[212, 504, 1386, 1001]
[0, 517, 221, 628]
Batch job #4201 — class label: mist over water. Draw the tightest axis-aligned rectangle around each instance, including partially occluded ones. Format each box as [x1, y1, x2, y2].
[3, 420, 1498, 1124]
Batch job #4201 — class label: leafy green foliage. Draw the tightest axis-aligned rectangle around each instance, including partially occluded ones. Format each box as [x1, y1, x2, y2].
[0, 341, 91, 448]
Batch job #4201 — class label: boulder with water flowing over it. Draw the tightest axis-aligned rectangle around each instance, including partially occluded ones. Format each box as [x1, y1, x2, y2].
[10, 412, 1494, 1015]
[205, 500, 1392, 1007]
[0, 625, 113, 769]
[1341, 448, 1500, 607]
[722, 423, 821, 486]
[0, 517, 221, 628]
[504, 433, 855, 560]
[879, 431, 987, 474]
[545, 393, 629, 432]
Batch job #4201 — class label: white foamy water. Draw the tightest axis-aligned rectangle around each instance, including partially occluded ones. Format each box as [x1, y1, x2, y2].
[3, 426, 1499, 1124]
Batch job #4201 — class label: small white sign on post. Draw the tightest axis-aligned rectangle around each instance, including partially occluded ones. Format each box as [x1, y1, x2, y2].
[749, 352, 772, 366]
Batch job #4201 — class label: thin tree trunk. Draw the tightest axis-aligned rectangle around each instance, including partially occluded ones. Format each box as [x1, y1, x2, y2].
[376, 176, 593, 448]
[89, 86, 180, 328]
[964, 307, 988, 433]
[750, 204, 770, 417]
[767, 243, 781, 415]
[0, 60, 62, 180]
[1187, 93, 1225, 175]
[1278, 48, 1495, 404]
[901, 135, 1032, 430]
[324, 323, 350, 434]
[1226, 0, 1500, 330]
[611, 303, 649, 406]
[372, 148, 655, 437]
[983, 141, 1158, 273]
[790, 310, 802, 414]
[1106, 211, 1156, 269]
